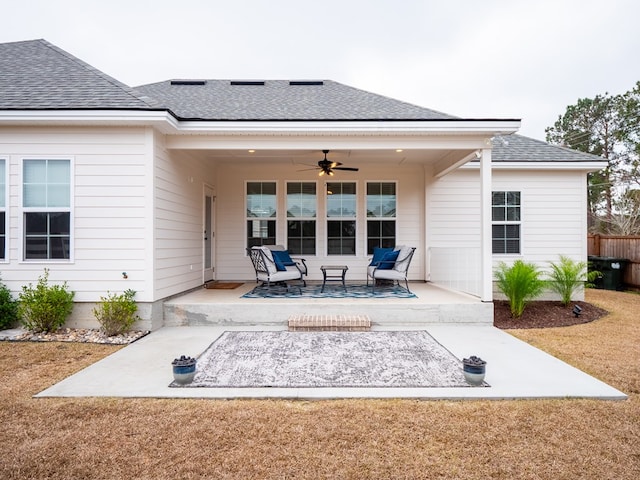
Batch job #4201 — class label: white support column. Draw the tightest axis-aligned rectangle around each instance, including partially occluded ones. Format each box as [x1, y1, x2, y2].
[480, 147, 493, 302]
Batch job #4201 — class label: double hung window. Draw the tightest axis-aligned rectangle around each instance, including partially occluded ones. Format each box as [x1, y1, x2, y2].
[326, 182, 356, 255]
[0, 159, 5, 260]
[286, 182, 316, 255]
[246, 182, 276, 248]
[22, 159, 71, 260]
[366, 182, 396, 254]
[492, 191, 521, 254]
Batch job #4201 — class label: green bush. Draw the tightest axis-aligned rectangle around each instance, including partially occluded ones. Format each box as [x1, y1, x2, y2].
[547, 255, 595, 307]
[0, 281, 19, 330]
[18, 269, 75, 333]
[495, 260, 546, 318]
[93, 289, 139, 336]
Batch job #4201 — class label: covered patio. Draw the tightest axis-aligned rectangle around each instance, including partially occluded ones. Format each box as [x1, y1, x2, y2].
[161, 281, 494, 327]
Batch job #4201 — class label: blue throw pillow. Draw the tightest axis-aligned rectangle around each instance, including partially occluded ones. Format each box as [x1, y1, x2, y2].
[271, 250, 297, 271]
[369, 247, 393, 267]
[377, 250, 400, 269]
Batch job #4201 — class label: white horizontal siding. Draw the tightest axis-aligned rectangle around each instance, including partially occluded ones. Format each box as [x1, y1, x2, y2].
[427, 168, 587, 265]
[493, 170, 586, 267]
[0, 126, 151, 301]
[152, 134, 216, 299]
[427, 169, 481, 248]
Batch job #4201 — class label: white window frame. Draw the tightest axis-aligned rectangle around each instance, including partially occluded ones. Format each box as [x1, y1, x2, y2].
[0, 157, 7, 262]
[19, 157, 74, 263]
[245, 181, 277, 249]
[365, 181, 397, 254]
[326, 181, 357, 256]
[286, 181, 317, 255]
[491, 190, 521, 256]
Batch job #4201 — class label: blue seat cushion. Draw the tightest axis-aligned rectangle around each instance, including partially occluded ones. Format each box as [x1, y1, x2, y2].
[377, 250, 400, 269]
[369, 247, 393, 267]
[271, 250, 297, 271]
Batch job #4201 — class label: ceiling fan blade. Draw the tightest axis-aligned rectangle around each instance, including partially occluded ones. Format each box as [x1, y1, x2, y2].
[333, 167, 359, 171]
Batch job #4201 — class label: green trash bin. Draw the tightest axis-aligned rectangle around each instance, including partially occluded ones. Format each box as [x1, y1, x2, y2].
[588, 256, 629, 291]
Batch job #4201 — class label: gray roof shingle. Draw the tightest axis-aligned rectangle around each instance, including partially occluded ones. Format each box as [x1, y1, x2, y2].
[134, 79, 458, 121]
[0, 39, 604, 164]
[491, 134, 604, 163]
[0, 39, 157, 110]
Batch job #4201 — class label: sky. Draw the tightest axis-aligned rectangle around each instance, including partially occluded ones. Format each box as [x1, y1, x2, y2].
[2, 0, 639, 141]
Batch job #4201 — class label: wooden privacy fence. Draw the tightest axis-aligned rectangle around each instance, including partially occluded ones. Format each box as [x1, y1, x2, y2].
[587, 235, 640, 288]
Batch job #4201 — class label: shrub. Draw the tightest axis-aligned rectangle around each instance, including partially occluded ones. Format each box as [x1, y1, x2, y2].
[495, 260, 546, 318]
[547, 255, 594, 307]
[18, 269, 75, 333]
[0, 281, 19, 330]
[93, 289, 139, 336]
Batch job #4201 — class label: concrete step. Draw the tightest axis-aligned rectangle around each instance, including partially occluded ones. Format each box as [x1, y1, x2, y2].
[288, 314, 371, 331]
[162, 301, 493, 327]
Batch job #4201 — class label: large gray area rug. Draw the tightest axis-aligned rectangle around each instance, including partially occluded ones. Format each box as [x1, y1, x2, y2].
[241, 283, 416, 299]
[171, 331, 480, 388]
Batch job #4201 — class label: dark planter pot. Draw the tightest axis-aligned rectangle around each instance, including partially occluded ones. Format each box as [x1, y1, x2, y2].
[172, 356, 197, 384]
[462, 356, 486, 386]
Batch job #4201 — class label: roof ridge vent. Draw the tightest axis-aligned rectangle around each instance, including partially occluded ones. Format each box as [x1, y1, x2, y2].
[230, 80, 265, 86]
[170, 80, 207, 86]
[289, 81, 324, 86]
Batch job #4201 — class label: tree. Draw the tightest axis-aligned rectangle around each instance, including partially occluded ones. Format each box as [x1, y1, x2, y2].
[605, 188, 640, 235]
[617, 81, 640, 189]
[545, 82, 640, 234]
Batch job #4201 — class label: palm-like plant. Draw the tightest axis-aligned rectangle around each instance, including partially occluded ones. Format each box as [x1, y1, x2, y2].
[495, 260, 546, 318]
[547, 255, 593, 306]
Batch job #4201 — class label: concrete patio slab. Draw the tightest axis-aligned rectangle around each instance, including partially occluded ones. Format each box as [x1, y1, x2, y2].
[35, 325, 628, 401]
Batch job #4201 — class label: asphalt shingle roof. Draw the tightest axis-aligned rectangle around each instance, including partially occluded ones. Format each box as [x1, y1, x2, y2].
[0, 39, 157, 110]
[135, 79, 458, 121]
[491, 134, 604, 163]
[0, 39, 604, 164]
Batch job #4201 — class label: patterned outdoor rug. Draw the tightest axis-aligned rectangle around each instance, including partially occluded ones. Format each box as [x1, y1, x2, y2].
[241, 283, 416, 299]
[170, 331, 484, 388]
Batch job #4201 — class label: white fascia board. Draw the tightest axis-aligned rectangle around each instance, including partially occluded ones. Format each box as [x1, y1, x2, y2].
[172, 119, 521, 135]
[0, 111, 521, 139]
[461, 161, 608, 172]
[165, 120, 521, 150]
[0, 110, 179, 133]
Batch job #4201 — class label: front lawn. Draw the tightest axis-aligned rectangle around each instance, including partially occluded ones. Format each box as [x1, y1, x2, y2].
[0, 289, 638, 479]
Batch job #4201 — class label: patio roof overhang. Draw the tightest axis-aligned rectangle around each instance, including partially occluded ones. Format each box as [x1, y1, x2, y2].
[0, 109, 521, 176]
[163, 118, 521, 177]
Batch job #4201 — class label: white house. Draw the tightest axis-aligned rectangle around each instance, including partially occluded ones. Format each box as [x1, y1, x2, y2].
[0, 39, 606, 329]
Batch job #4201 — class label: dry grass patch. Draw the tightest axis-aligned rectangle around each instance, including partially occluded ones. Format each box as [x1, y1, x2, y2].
[508, 289, 640, 395]
[1, 289, 639, 479]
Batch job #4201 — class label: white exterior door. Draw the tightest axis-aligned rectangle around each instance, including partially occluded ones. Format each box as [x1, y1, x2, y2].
[203, 185, 215, 282]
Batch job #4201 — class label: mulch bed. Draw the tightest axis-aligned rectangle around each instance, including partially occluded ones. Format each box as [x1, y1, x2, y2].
[494, 300, 609, 329]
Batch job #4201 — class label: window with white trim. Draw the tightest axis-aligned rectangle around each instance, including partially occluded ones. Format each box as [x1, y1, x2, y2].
[366, 182, 396, 254]
[23, 159, 71, 260]
[492, 191, 521, 254]
[286, 182, 316, 255]
[0, 159, 6, 260]
[326, 182, 356, 255]
[246, 182, 276, 248]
